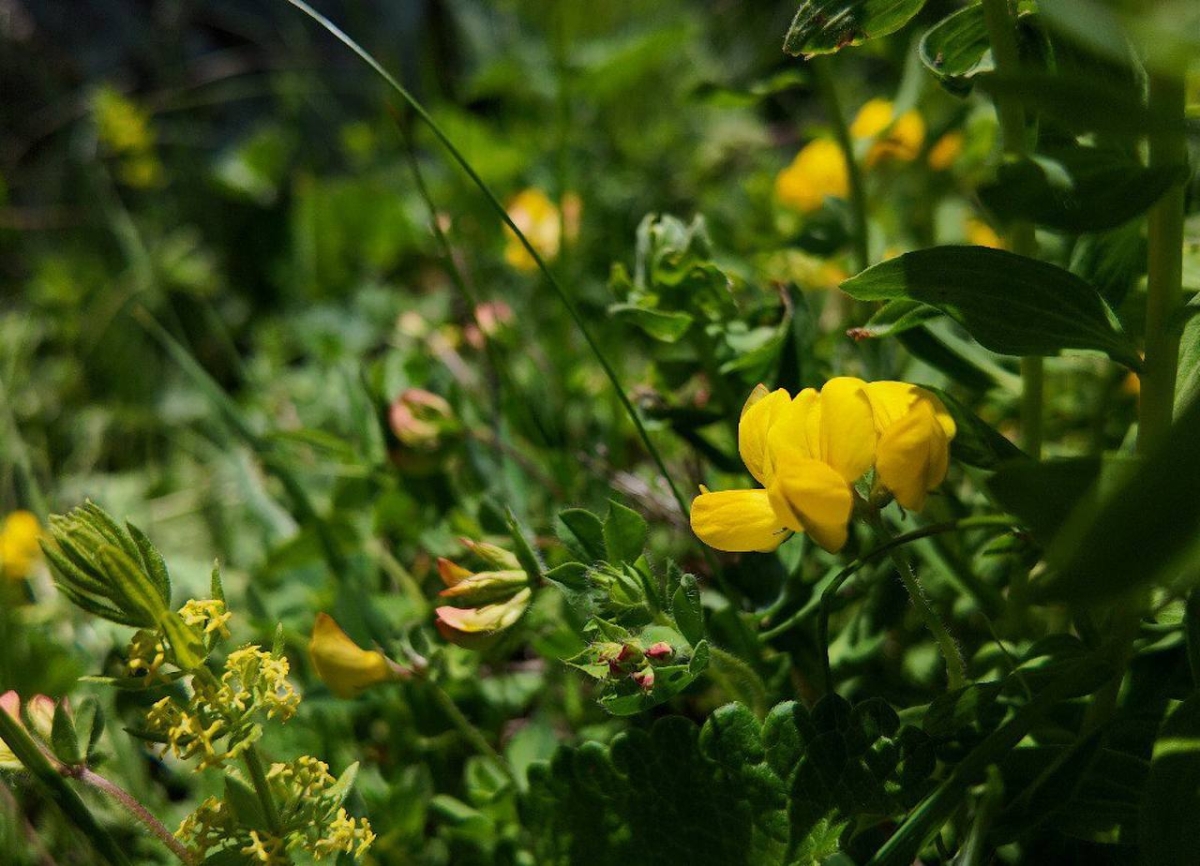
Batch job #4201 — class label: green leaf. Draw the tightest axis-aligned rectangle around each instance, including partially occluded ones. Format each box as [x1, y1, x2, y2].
[1140, 694, 1200, 864]
[987, 457, 1101, 542]
[608, 304, 694, 343]
[603, 501, 649, 566]
[95, 545, 169, 625]
[671, 572, 705, 646]
[848, 299, 942, 341]
[126, 520, 171, 607]
[841, 247, 1139, 367]
[224, 773, 268, 832]
[1037, 394, 1200, 603]
[50, 700, 81, 766]
[783, 0, 928, 57]
[556, 509, 606, 562]
[506, 510, 545, 584]
[919, 5, 991, 93]
[897, 327, 1003, 392]
[925, 387, 1025, 469]
[73, 697, 105, 761]
[161, 611, 208, 671]
[325, 761, 360, 809]
[1069, 223, 1145, 307]
[1175, 298, 1200, 413]
[979, 144, 1188, 232]
[974, 71, 1178, 138]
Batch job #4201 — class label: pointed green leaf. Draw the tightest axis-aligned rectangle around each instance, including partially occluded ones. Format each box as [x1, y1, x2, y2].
[224, 773, 269, 831]
[1140, 694, 1200, 864]
[556, 508, 607, 563]
[784, 0, 929, 57]
[603, 500, 649, 565]
[919, 4, 991, 93]
[50, 700, 81, 766]
[841, 247, 1139, 367]
[126, 521, 171, 606]
[608, 304, 694, 343]
[671, 572, 705, 646]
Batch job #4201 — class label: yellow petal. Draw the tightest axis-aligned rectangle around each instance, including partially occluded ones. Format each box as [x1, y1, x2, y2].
[767, 387, 821, 461]
[739, 386, 791, 485]
[774, 140, 849, 214]
[435, 588, 532, 649]
[817, 377, 876, 483]
[309, 613, 397, 699]
[875, 400, 951, 511]
[864, 382, 953, 437]
[850, 99, 895, 139]
[690, 488, 789, 553]
[766, 451, 854, 553]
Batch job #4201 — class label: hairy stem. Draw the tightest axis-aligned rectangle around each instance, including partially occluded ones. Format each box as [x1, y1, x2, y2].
[75, 768, 193, 864]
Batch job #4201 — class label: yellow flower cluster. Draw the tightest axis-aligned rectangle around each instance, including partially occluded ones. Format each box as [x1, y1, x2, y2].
[1, 511, 42, 580]
[176, 758, 375, 863]
[180, 598, 233, 637]
[146, 644, 299, 770]
[775, 99, 929, 214]
[691, 379, 956, 554]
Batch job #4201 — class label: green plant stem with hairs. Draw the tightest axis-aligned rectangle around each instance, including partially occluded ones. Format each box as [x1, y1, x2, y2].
[811, 57, 869, 275]
[981, 0, 1043, 458]
[282, 0, 691, 527]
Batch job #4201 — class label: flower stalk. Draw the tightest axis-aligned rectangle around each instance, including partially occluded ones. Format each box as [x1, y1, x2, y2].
[981, 0, 1043, 458]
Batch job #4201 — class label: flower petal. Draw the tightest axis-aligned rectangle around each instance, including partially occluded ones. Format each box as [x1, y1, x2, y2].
[690, 488, 789, 553]
[818, 377, 876, 483]
[767, 388, 821, 461]
[309, 613, 397, 699]
[739, 386, 791, 485]
[875, 399, 950, 511]
[766, 451, 854, 553]
[865, 382, 956, 439]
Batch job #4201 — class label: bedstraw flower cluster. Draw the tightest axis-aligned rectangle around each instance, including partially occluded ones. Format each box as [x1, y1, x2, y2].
[176, 756, 374, 863]
[691, 379, 956, 554]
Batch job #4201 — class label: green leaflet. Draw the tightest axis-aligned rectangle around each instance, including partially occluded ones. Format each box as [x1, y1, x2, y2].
[784, 0, 929, 57]
[841, 247, 1139, 368]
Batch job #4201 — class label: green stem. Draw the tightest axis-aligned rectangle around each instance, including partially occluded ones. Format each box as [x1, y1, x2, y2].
[1138, 72, 1186, 455]
[243, 746, 283, 836]
[811, 57, 869, 274]
[284, 0, 692, 524]
[981, 0, 1043, 458]
[75, 768, 193, 864]
[424, 677, 515, 785]
[874, 516, 967, 691]
[0, 711, 131, 866]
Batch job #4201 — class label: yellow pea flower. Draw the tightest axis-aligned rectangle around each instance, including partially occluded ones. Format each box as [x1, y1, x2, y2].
[863, 382, 957, 511]
[1, 511, 42, 580]
[775, 139, 849, 214]
[691, 379, 957, 555]
[965, 218, 1005, 250]
[928, 131, 965, 171]
[850, 98, 926, 167]
[435, 588, 532, 649]
[503, 189, 581, 271]
[309, 613, 402, 699]
[0, 691, 59, 770]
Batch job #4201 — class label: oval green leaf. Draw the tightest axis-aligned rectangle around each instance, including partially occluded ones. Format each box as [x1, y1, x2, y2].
[841, 246, 1139, 367]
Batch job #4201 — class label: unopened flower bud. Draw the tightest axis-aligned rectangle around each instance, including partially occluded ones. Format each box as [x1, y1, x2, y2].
[388, 389, 457, 450]
[631, 668, 655, 690]
[645, 642, 673, 661]
[435, 588, 532, 650]
[309, 613, 404, 699]
[437, 569, 528, 607]
[458, 538, 521, 571]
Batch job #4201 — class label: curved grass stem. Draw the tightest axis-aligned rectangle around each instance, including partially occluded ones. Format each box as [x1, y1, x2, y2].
[283, 0, 691, 524]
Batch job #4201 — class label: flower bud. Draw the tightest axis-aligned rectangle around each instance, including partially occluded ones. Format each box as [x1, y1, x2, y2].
[645, 642, 673, 661]
[434, 588, 532, 650]
[388, 389, 457, 450]
[0, 691, 22, 769]
[309, 613, 403, 699]
[631, 668, 655, 690]
[458, 538, 521, 571]
[438, 569, 528, 607]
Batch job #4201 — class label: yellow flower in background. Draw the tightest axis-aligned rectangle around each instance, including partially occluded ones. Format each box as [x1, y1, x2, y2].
[775, 139, 849, 214]
[691, 379, 956, 554]
[309, 613, 401, 699]
[504, 188, 581, 271]
[1, 511, 42, 580]
[93, 86, 164, 189]
[965, 218, 1005, 250]
[928, 131, 964, 171]
[851, 98, 926, 167]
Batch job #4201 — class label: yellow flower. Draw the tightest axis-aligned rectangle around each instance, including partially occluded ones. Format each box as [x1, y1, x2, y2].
[309, 613, 401, 699]
[966, 218, 1005, 250]
[1, 511, 42, 580]
[435, 587, 532, 649]
[504, 189, 581, 271]
[928, 131, 964, 171]
[775, 139, 849, 214]
[0, 691, 59, 770]
[691, 380, 956, 554]
[851, 98, 926, 167]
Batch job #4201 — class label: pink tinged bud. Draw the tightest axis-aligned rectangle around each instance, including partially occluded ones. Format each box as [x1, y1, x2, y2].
[458, 538, 521, 570]
[434, 588, 532, 650]
[437, 557, 473, 588]
[388, 389, 456, 449]
[646, 642, 673, 661]
[0, 691, 18, 719]
[25, 695, 57, 741]
[631, 668, 655, 690]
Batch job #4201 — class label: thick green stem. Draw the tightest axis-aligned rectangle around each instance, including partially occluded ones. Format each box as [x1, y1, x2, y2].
[981, 0, 1043, 458]
[811, 58, 869, 274]
[243, 746, 283, 836]
[1138, 73, 1187, 454]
